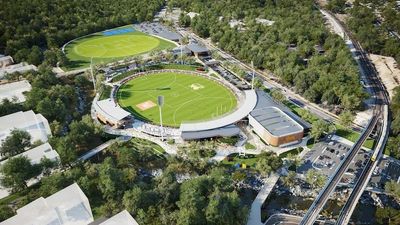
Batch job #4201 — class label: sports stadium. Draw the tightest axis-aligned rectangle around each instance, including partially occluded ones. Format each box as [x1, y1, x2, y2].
[90, 23, 310, 147]
[63, 25, 177, 69]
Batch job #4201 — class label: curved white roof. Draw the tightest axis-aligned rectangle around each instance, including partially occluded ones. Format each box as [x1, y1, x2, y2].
[94, 98, 130, 123]
[180, 90, 257, 132]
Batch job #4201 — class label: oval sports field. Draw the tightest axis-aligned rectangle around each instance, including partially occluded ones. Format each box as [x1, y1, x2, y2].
[63, 26, 176, 69]
[117, 72, 238, 127]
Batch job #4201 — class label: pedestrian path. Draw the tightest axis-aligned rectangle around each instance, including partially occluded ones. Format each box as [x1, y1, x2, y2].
[247, 174, 279, 225]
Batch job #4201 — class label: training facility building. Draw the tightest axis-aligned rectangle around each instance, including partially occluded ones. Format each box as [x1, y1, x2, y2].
[0, 110, 52, 144]
[249, 91, 310, 147]
[94, 98, 131, 128]
[0, 183, 139, 225]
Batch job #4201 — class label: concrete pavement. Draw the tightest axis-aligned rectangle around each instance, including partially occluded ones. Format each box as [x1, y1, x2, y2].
[247, 174, 279, 225]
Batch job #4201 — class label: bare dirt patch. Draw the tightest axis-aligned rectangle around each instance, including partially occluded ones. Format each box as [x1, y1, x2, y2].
[369, 54, 400, 100]
[136, 100, 157, 111]
[190, 83, 204, 90]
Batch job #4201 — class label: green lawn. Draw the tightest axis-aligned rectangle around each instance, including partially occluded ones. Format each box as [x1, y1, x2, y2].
[111, 63, 202, 82]
[117, 72, 237, 127]
[221, 153, 259, 168]
[64, 26, 176, 70]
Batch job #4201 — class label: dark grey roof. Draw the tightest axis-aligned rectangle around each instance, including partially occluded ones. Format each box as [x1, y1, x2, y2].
[181, 124, 240, 140]
[186, 43, 209, 53]
[250, 91, 311, 136]
[159, 31, 181, 41]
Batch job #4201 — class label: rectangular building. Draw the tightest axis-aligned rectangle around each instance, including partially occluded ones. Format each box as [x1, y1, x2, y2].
[249, 91, 310, 147]
[0, 110, 52, 144]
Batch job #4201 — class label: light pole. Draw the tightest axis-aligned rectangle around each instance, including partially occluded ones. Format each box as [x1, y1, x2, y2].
[90, 57, 96, 93]
[251, 60, 255, 90]
[158, 95, 165, 141]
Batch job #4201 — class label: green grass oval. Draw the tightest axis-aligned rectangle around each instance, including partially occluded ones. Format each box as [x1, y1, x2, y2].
[117, 72, 238, 127]
[73, 34, 160, 58]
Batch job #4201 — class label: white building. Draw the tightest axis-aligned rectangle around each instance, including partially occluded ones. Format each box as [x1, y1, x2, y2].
[0, 56, 14, 68]
[0, 183, 94, 225]
[0, 142, 59, 166]
[0, 110, 52, 144]
[0, 80, 32, 103]
[0, 62, 37, 79]
[99, 210, 139, 225]
[94, 98, 131, 128]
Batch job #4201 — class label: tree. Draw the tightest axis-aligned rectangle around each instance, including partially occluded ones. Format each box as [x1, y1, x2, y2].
[255, 152, 283, 176]
[385, 180, 400, 201]
[339, 110, 354, 129]
[375, 207, 400, 225]
[282, 171, 296, 187]
[98, 157, 125, 200]
[27, 46, 43, 65]
[310, 119, 329, 141]
[0, 205, 14, 222]
[123, 186, 145, 215]
[205, 190, 246, 225]
[0, 156, 41, 192]
[0, 129, 31, 158]
[50, 136, 77, 167]
[270, 89, 286, 103]
[305, 169, 327, 190]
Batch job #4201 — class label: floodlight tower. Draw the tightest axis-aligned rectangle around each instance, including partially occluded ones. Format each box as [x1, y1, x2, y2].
[90, 57, 96, 93]
[158, 95, 165, 141]
[251, 60, 255, 90]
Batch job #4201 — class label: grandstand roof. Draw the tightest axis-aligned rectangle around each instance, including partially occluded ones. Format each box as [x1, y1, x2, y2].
[186, 43, 209, 54]
[181, 124, 240, 140]
[0, 80, 32, 103]
[94, 98, 130, 122]
[180, 90, 257, 132]
[158, 31, 181, 41]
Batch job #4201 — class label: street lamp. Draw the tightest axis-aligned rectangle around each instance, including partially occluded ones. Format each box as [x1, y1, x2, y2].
[158, 95, 165, 141]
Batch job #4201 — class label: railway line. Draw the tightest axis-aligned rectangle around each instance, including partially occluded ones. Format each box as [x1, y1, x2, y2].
[300, 9, 390, 225]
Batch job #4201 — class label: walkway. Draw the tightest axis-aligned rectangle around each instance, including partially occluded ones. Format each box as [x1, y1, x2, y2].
[247, 174, 280, 225]
[104, 127, 178, 155]
[78, 136, 131, 161]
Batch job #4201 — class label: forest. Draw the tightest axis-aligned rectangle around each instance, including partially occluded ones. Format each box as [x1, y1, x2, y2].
[346, 0, 400, 63]
[0, 0, 164, 66]
[172, 0, 366, 111]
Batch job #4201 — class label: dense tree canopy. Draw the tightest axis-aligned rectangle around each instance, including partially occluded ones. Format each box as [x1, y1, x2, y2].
[348, 0, 400, 63]
[170, 0, 366, 111]
[0, 0, 164, 65]
[0, 129, 31, 158]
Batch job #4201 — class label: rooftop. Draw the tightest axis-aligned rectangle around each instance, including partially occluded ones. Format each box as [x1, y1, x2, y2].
[0, 183, 93, 225]
[250, 106, 303, 136]
[186, 43, 209, 54]
[0, 80, 32, 103]
[0, 142, 59, 166]
[0, 110, 52, 144]
[99, 210, 139, 225]
[0, 63, 37, 78]
[250, 91, 309, 136]
[180, 90, 257, 132]
[94, 98, 131, 122]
